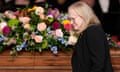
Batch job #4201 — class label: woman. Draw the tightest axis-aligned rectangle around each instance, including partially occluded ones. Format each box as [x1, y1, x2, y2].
[68, 1, 113, 72]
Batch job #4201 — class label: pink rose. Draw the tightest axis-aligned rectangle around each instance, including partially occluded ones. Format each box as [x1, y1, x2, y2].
[31, 34, 35, 39]
[8, 15, 16, 19]
[14, 10, 19, 16]
[23, 24, 31, 30]
[34, 35, 43, 43]
[19, 17, 30, 24]
[53, 29, 63, 38]
[4, 10, 16, 19]
[39, 13, 45, 19]
[37, 22, 47, 31]
[6, 37, 16, 46]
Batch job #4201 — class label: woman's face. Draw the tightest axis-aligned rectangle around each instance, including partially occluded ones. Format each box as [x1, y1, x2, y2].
[68, 9, 84, 31]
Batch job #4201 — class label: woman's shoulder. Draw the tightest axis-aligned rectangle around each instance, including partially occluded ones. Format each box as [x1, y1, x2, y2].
[87, 25, 103, 32]
[85, 24, 105, 35]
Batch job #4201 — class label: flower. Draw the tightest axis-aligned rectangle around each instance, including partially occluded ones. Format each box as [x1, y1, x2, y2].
[37, 22, 47, 31]
[68, 35, 77, 45]
[34, 35, 43, 43]
[23, 24, 31, 30]
[28, 6, 38, 12]
[0, 22, 7, 32]
[0, 4, 74, 56]
[52, 21, 60, 30]
[4, 10, 16, 19]
[53, 29, 63, 38]
[2, 26, 11, 35]
[35, 6, 44, 15]
[39, 13, 45, 19]
[64, 24, 71, 30]
[19, 17, 30, 24]
[62, 19, 71, 25]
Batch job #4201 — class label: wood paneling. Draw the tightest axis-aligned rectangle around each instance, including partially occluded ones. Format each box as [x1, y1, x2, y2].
[0, 48, 120, 72]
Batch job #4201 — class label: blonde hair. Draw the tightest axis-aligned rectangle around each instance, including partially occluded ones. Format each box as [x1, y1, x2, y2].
[68, 1, 100, 35]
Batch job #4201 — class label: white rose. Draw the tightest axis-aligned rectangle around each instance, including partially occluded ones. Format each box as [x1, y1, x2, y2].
[0, 22, 7, 32]
[54, 29, 63, 38]
[35, 7, 44, 15]
[68, 35, 77, 45]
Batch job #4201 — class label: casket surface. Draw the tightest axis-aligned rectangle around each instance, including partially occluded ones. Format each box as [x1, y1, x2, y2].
[0, 48, 120, 72]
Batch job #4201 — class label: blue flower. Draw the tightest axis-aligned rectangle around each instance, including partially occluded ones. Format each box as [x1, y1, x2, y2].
[16, 45, 22, 51]
[35, 30, 39, 35]
[53, 50, 58, 55]
[47, 27, 53, 34]
[0, 35, 4, 42]
[20, 41, 27, 48]
[50, 46, 58, 52]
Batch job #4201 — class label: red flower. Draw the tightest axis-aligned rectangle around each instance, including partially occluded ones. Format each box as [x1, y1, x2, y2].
[111, 36, 119, 42]
[117, 42, 120, 46]
[3, 26, 11, 35]
[64, 24, 71, 30]
[52, 21, 60, 30]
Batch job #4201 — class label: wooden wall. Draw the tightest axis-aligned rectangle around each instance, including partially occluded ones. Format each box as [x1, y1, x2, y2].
[0, 48, 120, 72]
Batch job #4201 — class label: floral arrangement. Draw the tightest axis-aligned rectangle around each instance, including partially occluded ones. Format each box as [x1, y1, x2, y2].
[0, 4, 78, 56]
[106, 34, 120, 48]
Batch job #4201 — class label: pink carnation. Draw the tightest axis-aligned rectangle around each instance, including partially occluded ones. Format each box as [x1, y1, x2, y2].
[64, 24, 71, 30]
[52, 21, 60, 30]
[3, 26, 11, 35]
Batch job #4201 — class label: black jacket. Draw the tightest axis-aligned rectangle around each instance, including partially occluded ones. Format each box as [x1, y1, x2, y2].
[72, 25, 113, 72]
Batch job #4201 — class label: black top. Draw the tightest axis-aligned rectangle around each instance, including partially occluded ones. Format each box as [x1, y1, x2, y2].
[72, 25, 113, 72]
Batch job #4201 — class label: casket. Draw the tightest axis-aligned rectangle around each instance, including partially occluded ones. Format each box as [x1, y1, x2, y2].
[0, 48, 120, 72]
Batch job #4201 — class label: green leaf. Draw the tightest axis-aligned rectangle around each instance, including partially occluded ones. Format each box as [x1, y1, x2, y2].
[48, 38, 57, 46]
[0, 46, 4, 53]
[48, 18, 54, 24]
[8, 19, 19, 27]
[41, 39, 48, 49]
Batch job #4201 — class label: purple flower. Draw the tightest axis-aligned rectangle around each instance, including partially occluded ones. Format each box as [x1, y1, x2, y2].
[52, 21, 60, 30]
[3, 26, 11, 35]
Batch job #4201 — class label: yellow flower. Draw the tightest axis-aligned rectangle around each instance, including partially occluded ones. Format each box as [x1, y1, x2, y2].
[62, 19, 71, 25]
[28, 6, 38, 12]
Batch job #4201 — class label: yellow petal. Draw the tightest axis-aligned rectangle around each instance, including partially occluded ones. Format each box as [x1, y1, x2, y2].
[62, 20, 71, 25]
